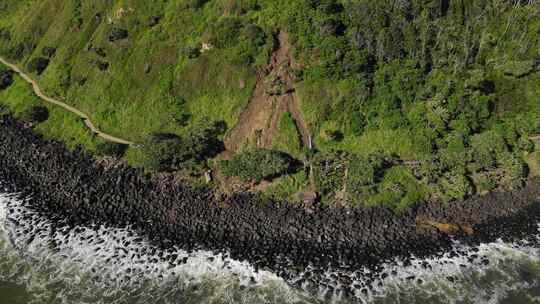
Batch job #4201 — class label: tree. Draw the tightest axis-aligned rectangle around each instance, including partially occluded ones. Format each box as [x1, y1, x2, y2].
[141, 121, 225, 171]
[220, 149, 292, 183]
[27, 57, 50, 75]
[312, 151, 348, 197]
[96, 142, 128, 158]
[346, 153, 386, 202]
[470, 131, 508, 170]
[0, 70, 13, 90]
[21, 106, 49, 123]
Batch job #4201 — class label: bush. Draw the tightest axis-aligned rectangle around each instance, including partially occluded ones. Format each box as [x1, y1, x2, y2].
[375, 166, 427, 212]
[42, 46, 56, 58]
[346, 153, 386, 202]
[141, 121, 224, 171]
[21, 106, 49, 123]
[185, 0, 210, 9]
[438, 170, 473, 202]
[517, 137, 535, 153]
[210, 17, 242, 49]
[498, 152, 527, 189]
[27, 57, 50, 75]
[313, 151, 348, 196]
[497, 60, 535, 78]
[0, 70, 13, 90]
[470, 131, 508, 170]
[96, 142, 128, 158]
[182, 47, 201, 59]
[109, 28, 129, 42]
[141, 133, 183, 171]
[220, 149, 292, 183]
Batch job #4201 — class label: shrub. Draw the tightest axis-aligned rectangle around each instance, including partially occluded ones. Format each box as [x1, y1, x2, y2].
[141, 133, 183, 171]
[498, 152, 527, 189]
[96, 142, 128, 158]
[182, 47, 201, 59]
[186, 0, 210, 9]
[497, 60, 535, 78]
[517, 137, 535, 153]
[375, 166, 427, 212]
[109, 28, 129, 42]
[220, 149, 292, 183]
[42, 46, 56, 58]
[210, 17, 242, 49]
[470, 131, 508, 170]
[0, 70, 14, 90]
[7, 41, 36, 60]
[27, 57, 50, 75]
[438, 170, 473, 202]
[350, 111, 366, 136]
[141, 121, 224, 171]
[242, 25, 266, 47]
[221, 0, 260, 15]
[313, 151, 348, 196]
[21, 106, 49, 123]
[473, 173, 496, 194]
[346, 153, 386, 202]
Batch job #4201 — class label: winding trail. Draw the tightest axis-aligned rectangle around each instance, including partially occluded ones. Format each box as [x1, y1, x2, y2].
[0, 56, 134, 146]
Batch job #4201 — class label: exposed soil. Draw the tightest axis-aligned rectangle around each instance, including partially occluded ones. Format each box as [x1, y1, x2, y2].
[224, 31, 311, 153]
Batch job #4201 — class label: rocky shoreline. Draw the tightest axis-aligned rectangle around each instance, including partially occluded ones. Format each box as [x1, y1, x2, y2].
[1, 114, 540, 296]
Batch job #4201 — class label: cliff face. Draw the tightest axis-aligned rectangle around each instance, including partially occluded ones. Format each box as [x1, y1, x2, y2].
[1, 1, 540, 207]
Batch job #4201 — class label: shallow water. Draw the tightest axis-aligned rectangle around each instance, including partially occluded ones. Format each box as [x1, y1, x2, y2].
[0, 193, 539, 304]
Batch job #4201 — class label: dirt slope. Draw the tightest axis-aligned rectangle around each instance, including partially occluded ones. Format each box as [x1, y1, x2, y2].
[224, 31, 311, 153]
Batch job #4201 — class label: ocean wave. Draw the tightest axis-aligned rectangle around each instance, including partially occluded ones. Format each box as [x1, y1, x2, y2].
[0, 193, 539, 304]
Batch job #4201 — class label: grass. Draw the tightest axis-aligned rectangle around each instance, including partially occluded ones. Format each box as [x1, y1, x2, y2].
[262, 170, 308, 202]
[272, 112, 302, 158]
[0, 73, 103, 151]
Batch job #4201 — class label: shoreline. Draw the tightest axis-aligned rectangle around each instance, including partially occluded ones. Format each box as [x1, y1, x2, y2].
[1, 114, 539, 295]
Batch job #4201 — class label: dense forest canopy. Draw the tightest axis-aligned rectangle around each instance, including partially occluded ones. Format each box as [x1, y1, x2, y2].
[0, 0, 539, 210]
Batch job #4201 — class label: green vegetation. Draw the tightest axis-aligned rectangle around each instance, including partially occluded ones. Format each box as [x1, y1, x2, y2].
[220, 149, 293, 183]
[273, 112, 302, 157]
[21, 105, 48, 123]
[0, 0, 539, 210]
[140, 121, 224, 172]
[95, 142, 128, 158]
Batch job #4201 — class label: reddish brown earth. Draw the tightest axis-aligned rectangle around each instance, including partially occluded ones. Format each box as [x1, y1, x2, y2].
[224, 31, 311, 153]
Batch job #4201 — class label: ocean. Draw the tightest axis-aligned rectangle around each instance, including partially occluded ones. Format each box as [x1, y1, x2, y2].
[0, 193, 539, 304]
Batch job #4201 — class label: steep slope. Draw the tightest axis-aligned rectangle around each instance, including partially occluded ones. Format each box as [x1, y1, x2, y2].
[225, 31, 311, 152]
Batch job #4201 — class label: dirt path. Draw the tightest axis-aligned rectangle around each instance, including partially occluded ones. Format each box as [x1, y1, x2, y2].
[0, 56, 134, 146]
[224, 31, 311, 153]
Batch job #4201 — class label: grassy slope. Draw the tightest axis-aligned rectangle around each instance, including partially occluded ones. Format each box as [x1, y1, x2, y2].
[0, 0, 259, 165]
